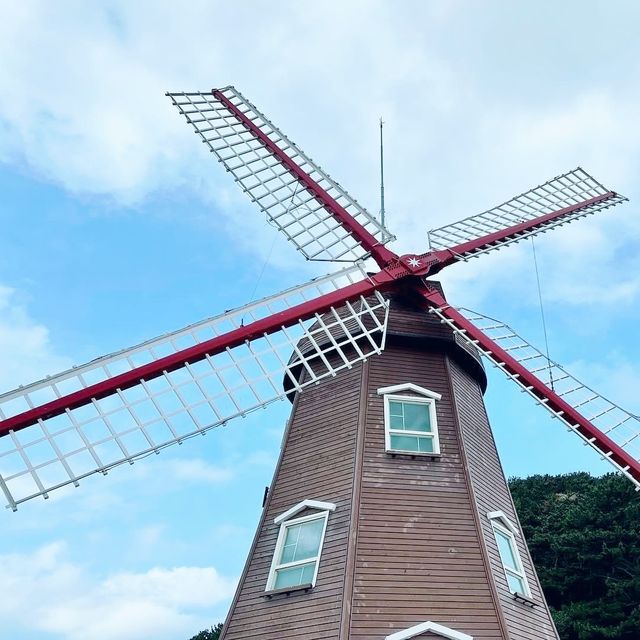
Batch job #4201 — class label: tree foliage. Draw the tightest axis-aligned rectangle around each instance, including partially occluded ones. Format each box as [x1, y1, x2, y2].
[189, 623, 223, 640]
[509, 472, 640, 640]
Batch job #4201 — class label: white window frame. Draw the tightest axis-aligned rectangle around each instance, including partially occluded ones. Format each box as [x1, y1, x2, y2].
[266, 508, 332, 592]
[382, 392, 440, 455]
[488, 513, 531, 598]
[385, 620, 473, 640]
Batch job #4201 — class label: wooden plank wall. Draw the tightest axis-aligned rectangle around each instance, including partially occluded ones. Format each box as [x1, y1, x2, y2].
[220, 364, 364, 640]
[347, 345, 505, 639]
[449, 359, 560, 640]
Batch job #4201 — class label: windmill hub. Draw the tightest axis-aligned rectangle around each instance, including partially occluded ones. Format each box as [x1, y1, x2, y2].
[399, 254, 424, 272]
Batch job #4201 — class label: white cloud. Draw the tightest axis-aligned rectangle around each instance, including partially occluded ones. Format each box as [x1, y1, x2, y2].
[0, 1, 208, 201]
[498, 92, 640, 186]
[531, 222, 640, 306]
[57, 456, 234, 511]
[0, 285, 71, 392]
[0, 542, 235, 640]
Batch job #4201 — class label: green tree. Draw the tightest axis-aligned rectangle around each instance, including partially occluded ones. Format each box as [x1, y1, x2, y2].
[189, 623, 223, 640]
[509, 472, 640, 640]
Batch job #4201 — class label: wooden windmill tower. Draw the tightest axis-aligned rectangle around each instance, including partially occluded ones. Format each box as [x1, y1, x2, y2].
[1, 86, 638, 640]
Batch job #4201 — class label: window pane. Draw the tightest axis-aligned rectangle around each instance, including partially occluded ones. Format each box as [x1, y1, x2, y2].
[390, 434, 435, 453]
[418, 436, 435, 453]
[390, 434, 420, 451]
[301, 562, 316, 584]
[507, 572, 526, 594]
[495, 529, 519, 571]
[404, 403, 431, 432]
[389, 414, 404, 429]
[295, 518, 324, 559]
[280, 518, 324, 564]
[389, 401, 404, 417]
[274, 561, 316, 589]
[280, 523, 302, 564]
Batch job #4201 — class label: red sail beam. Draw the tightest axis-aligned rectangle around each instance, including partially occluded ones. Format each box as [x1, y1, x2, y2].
[0, 271, 395, 437]
[213, 90, 397, 268]
[421, 287, 640, 485]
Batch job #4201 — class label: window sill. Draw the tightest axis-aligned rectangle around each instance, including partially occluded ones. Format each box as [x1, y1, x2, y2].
[262, 583, 313, 599]
[512, 591, 536, 607]
[386, 450, 442, 461]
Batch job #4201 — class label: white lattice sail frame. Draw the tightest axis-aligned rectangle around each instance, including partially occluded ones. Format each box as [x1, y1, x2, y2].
[428, 168, 627, 258]
[167, 87, 394, 262]
[0, 265, 389, 510]
[430, 306, 640, 488]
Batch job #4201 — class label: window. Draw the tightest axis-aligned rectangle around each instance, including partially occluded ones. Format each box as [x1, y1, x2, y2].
[266, 499, 335, 592]
[488, 511, 531, 597]
[378, 384, 441, 455]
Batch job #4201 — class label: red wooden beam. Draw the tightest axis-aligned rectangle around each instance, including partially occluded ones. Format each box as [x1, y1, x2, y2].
[420, 287, 640, 485]
[0, 271, 396, 437]
[213, 90, 397, 268]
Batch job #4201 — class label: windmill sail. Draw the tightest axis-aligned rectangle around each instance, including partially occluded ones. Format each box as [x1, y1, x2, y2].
[427, 168, 627, 261]
[427, 298, 640, 488]
[0, 265, 389, 510]
[167, 87, 395, 264]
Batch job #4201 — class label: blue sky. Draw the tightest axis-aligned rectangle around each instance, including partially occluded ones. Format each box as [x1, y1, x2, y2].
[1, 1, 639, 638]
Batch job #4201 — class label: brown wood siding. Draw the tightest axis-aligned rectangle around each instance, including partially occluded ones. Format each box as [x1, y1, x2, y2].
[221, 363, 365, 640]
[348, 345, 504, 640]
[449, 358, 560, 640]
[221, 298, 559, 640]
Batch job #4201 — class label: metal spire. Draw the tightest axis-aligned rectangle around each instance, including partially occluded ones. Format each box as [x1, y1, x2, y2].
[379, 117, 386, 229]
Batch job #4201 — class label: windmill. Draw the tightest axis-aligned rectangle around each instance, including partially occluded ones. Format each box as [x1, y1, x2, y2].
[0, 86, 637, 639]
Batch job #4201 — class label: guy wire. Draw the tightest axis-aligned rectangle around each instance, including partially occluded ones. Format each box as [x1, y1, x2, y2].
[530, 237, 554, 391]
